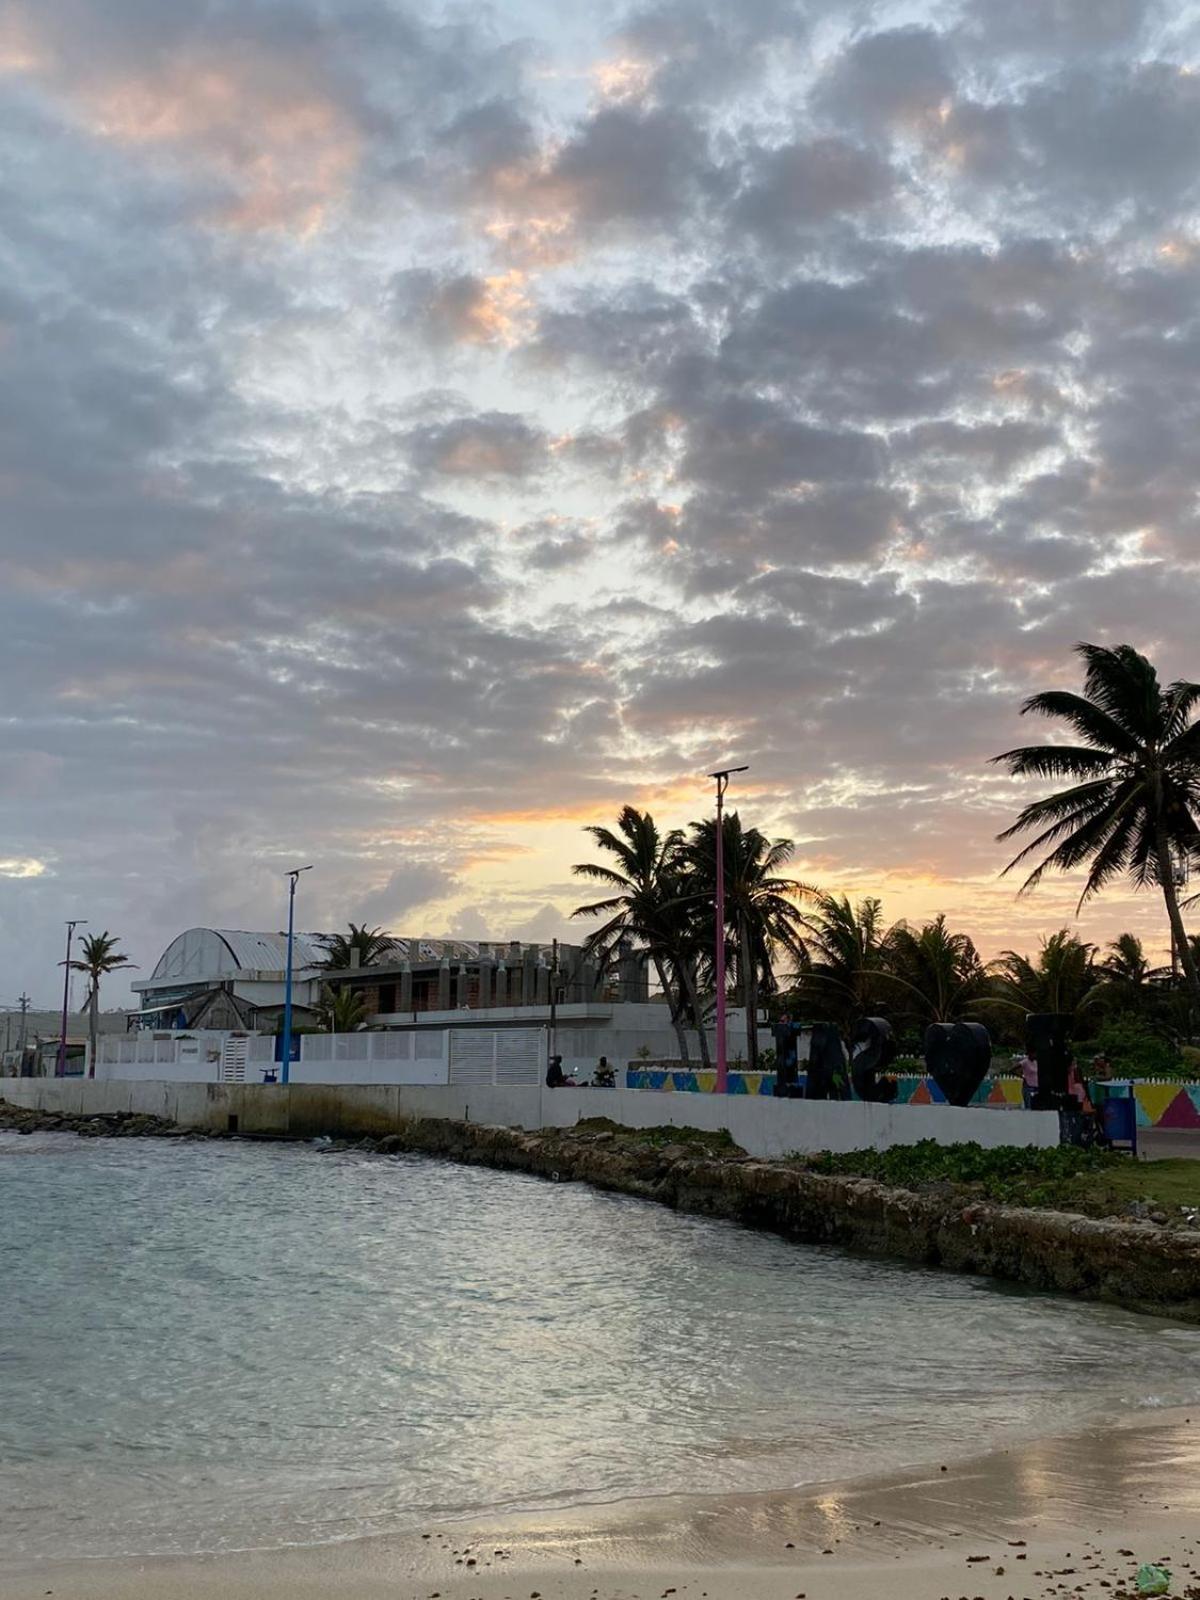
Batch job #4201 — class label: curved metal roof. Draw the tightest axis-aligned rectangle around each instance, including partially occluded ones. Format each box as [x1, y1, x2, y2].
[148, 927, 326, 982]
[213, 929, 326, 973]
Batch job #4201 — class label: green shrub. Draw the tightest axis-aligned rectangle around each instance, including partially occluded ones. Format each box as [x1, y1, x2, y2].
[1089, 1015, 1182, 1079]
[797, 1139, 1122, 1207]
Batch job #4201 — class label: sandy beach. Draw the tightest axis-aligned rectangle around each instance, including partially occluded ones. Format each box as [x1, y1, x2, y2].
[2, 1407, 1197, 1600]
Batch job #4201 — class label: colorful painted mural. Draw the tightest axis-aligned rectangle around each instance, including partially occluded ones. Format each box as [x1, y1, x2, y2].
[622, 1069, 1200, 1128]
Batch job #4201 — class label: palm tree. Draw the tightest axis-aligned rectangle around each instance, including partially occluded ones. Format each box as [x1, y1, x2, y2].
[791, 893, 897, 1028]
[70, 932, 136, 1078]
[685, 814, 810, 1070]
[993, 642, 1200, 1008]
[885, 914, 988, 1025]
[571, 806, 705, 1064]
[1099, 932, 1159, 1003]
[317, 924, 395, 970]
[988, 929, 1102, 1021]
[316, 984, 367, 1033]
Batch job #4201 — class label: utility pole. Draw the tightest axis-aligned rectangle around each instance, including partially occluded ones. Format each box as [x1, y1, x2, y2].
[57, 921, 86, 1077]
[17, 993, 29, 1053]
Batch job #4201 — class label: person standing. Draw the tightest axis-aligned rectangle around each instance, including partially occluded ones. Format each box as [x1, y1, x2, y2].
[1018, 1051, 1038, 1109]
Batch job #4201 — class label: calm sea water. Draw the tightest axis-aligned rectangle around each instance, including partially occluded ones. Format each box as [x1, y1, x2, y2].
[2, 1131, 1199, 1561]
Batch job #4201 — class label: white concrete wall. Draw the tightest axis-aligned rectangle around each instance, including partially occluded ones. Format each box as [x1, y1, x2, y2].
[0, 1078, 1060, 1156]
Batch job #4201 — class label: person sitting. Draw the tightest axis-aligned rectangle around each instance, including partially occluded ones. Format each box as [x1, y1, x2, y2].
[545, 1055, 567, 1088]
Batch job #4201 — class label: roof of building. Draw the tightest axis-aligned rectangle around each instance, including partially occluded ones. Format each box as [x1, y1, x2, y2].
[139, 927, 327, 988]
[137, 928, 603, 992]
[210, 929, 327, 973]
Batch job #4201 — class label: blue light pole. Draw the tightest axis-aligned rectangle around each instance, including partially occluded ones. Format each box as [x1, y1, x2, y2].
[280, 866, 312, 1086]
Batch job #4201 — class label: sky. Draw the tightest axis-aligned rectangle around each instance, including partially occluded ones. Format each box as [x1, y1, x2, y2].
[3, 0, 1200, 1010]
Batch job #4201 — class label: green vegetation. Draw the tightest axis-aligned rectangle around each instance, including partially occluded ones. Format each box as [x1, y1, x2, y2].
[316, 924, 395, 970]
[1090, 1015, 1184, 1079]
[70, 931, 136, 1075]
[993, 641, 1200, 1010]
[573, 1116, 742, 1155]
[797, 1140, 1200, 1219]
[569, 645, 1200, 1063]
[571, 804, 809, 1070]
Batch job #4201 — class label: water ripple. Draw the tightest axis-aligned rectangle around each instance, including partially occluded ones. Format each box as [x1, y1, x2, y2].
[1, 1130, 1199, 1560]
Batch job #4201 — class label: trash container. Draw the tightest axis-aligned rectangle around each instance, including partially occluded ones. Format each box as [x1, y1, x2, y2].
[1092, 1078, 1137, 1154]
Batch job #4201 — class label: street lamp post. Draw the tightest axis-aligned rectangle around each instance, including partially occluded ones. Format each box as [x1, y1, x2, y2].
[57, 920, 86, 1078]
[708, 766, 748, 1093]
[280, 867, 312, 1086]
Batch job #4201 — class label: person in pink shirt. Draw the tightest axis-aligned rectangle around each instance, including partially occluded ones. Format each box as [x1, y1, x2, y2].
[1018, 1052, 1038, 1108]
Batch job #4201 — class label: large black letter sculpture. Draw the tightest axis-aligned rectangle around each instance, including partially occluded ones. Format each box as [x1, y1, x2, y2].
[1025, 1013, 1072, 1108]
[772, 1015, 802, 1097]
[923, 1021, 992, 1106]
[805, 1022, 849, 1100]
[850, 1016, 899, 1102]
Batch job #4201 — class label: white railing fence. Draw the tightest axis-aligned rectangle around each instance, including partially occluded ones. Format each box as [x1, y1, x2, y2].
[93, 1026, 545, 1087]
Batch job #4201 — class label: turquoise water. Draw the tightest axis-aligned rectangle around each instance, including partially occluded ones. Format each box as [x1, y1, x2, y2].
[2, 1131, 1199, 1561]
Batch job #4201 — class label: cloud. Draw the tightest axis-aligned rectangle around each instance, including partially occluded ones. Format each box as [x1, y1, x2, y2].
[356, 864, 459, 927]
[816, 27, 955, 137]
[5, 0, 1200, 1002]
[403, 409, 550, 480]
[731, 138, 894, 241]
[0, 857, 47, 878]
[390, 267, 533, 347]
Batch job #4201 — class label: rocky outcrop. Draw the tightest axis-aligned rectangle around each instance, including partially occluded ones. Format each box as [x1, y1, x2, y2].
[0, 1101, 198, 1139]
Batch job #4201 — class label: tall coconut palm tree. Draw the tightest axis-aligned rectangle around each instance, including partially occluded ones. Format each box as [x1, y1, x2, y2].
[791, 893, 896, 1028]
[1099, 932, 1159, 1003]
[571, 806, 705, 1064]
[988, 929, 1102, 1021]
[993, 642, 1200, 1008]
[70, 932, 136, 1078]
[685, 814, 810, 1070]
[317, 924, 395, 970]
[885, 914, 988, 1026]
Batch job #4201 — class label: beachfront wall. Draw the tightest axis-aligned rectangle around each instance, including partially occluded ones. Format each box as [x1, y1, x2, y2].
[626, 1069, 1200, 1129]
[0, 1078, 1060, 1158]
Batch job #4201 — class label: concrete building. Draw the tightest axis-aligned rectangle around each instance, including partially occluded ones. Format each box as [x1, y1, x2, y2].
[129, 927, 737, 1074]
[324, 937, 647, 1014]
[1, 1008, 128, 1077]
[130, 928, 327, 1030]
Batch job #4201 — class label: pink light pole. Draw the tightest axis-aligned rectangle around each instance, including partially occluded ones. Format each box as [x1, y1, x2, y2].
[709, 765, 747, 1093]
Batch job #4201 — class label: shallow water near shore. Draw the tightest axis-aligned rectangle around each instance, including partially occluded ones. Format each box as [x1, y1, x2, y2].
[2, 1130, 1199, 1563]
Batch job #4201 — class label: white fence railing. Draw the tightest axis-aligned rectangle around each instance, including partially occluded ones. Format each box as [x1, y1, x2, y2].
[93, 1026, 545, 1087]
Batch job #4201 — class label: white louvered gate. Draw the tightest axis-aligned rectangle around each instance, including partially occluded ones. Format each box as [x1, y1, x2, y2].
[219, 1034, 249, 1083]
[447, 1027, 545, 1086]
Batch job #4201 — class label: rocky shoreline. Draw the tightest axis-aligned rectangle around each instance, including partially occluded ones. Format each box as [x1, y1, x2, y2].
[6, 1098, 1200, 1323]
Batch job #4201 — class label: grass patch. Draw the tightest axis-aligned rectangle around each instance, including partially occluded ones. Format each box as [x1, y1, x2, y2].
[572, 1117, 743, 1155]
[794, 1140, 1200, 1219]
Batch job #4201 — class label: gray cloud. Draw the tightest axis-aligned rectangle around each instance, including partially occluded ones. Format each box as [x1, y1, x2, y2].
[4, 0, 1200, 999]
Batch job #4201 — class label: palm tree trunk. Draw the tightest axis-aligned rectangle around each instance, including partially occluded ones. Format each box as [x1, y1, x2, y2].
[1157, 835, 1200, 1020]
[88, 981, 99, 1079]
[651, 953, 690, 1065]
[676, 958, 711, 1067]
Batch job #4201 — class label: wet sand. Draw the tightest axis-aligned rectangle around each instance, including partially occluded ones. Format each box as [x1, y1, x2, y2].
[2, 1408, 1197, 1600]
